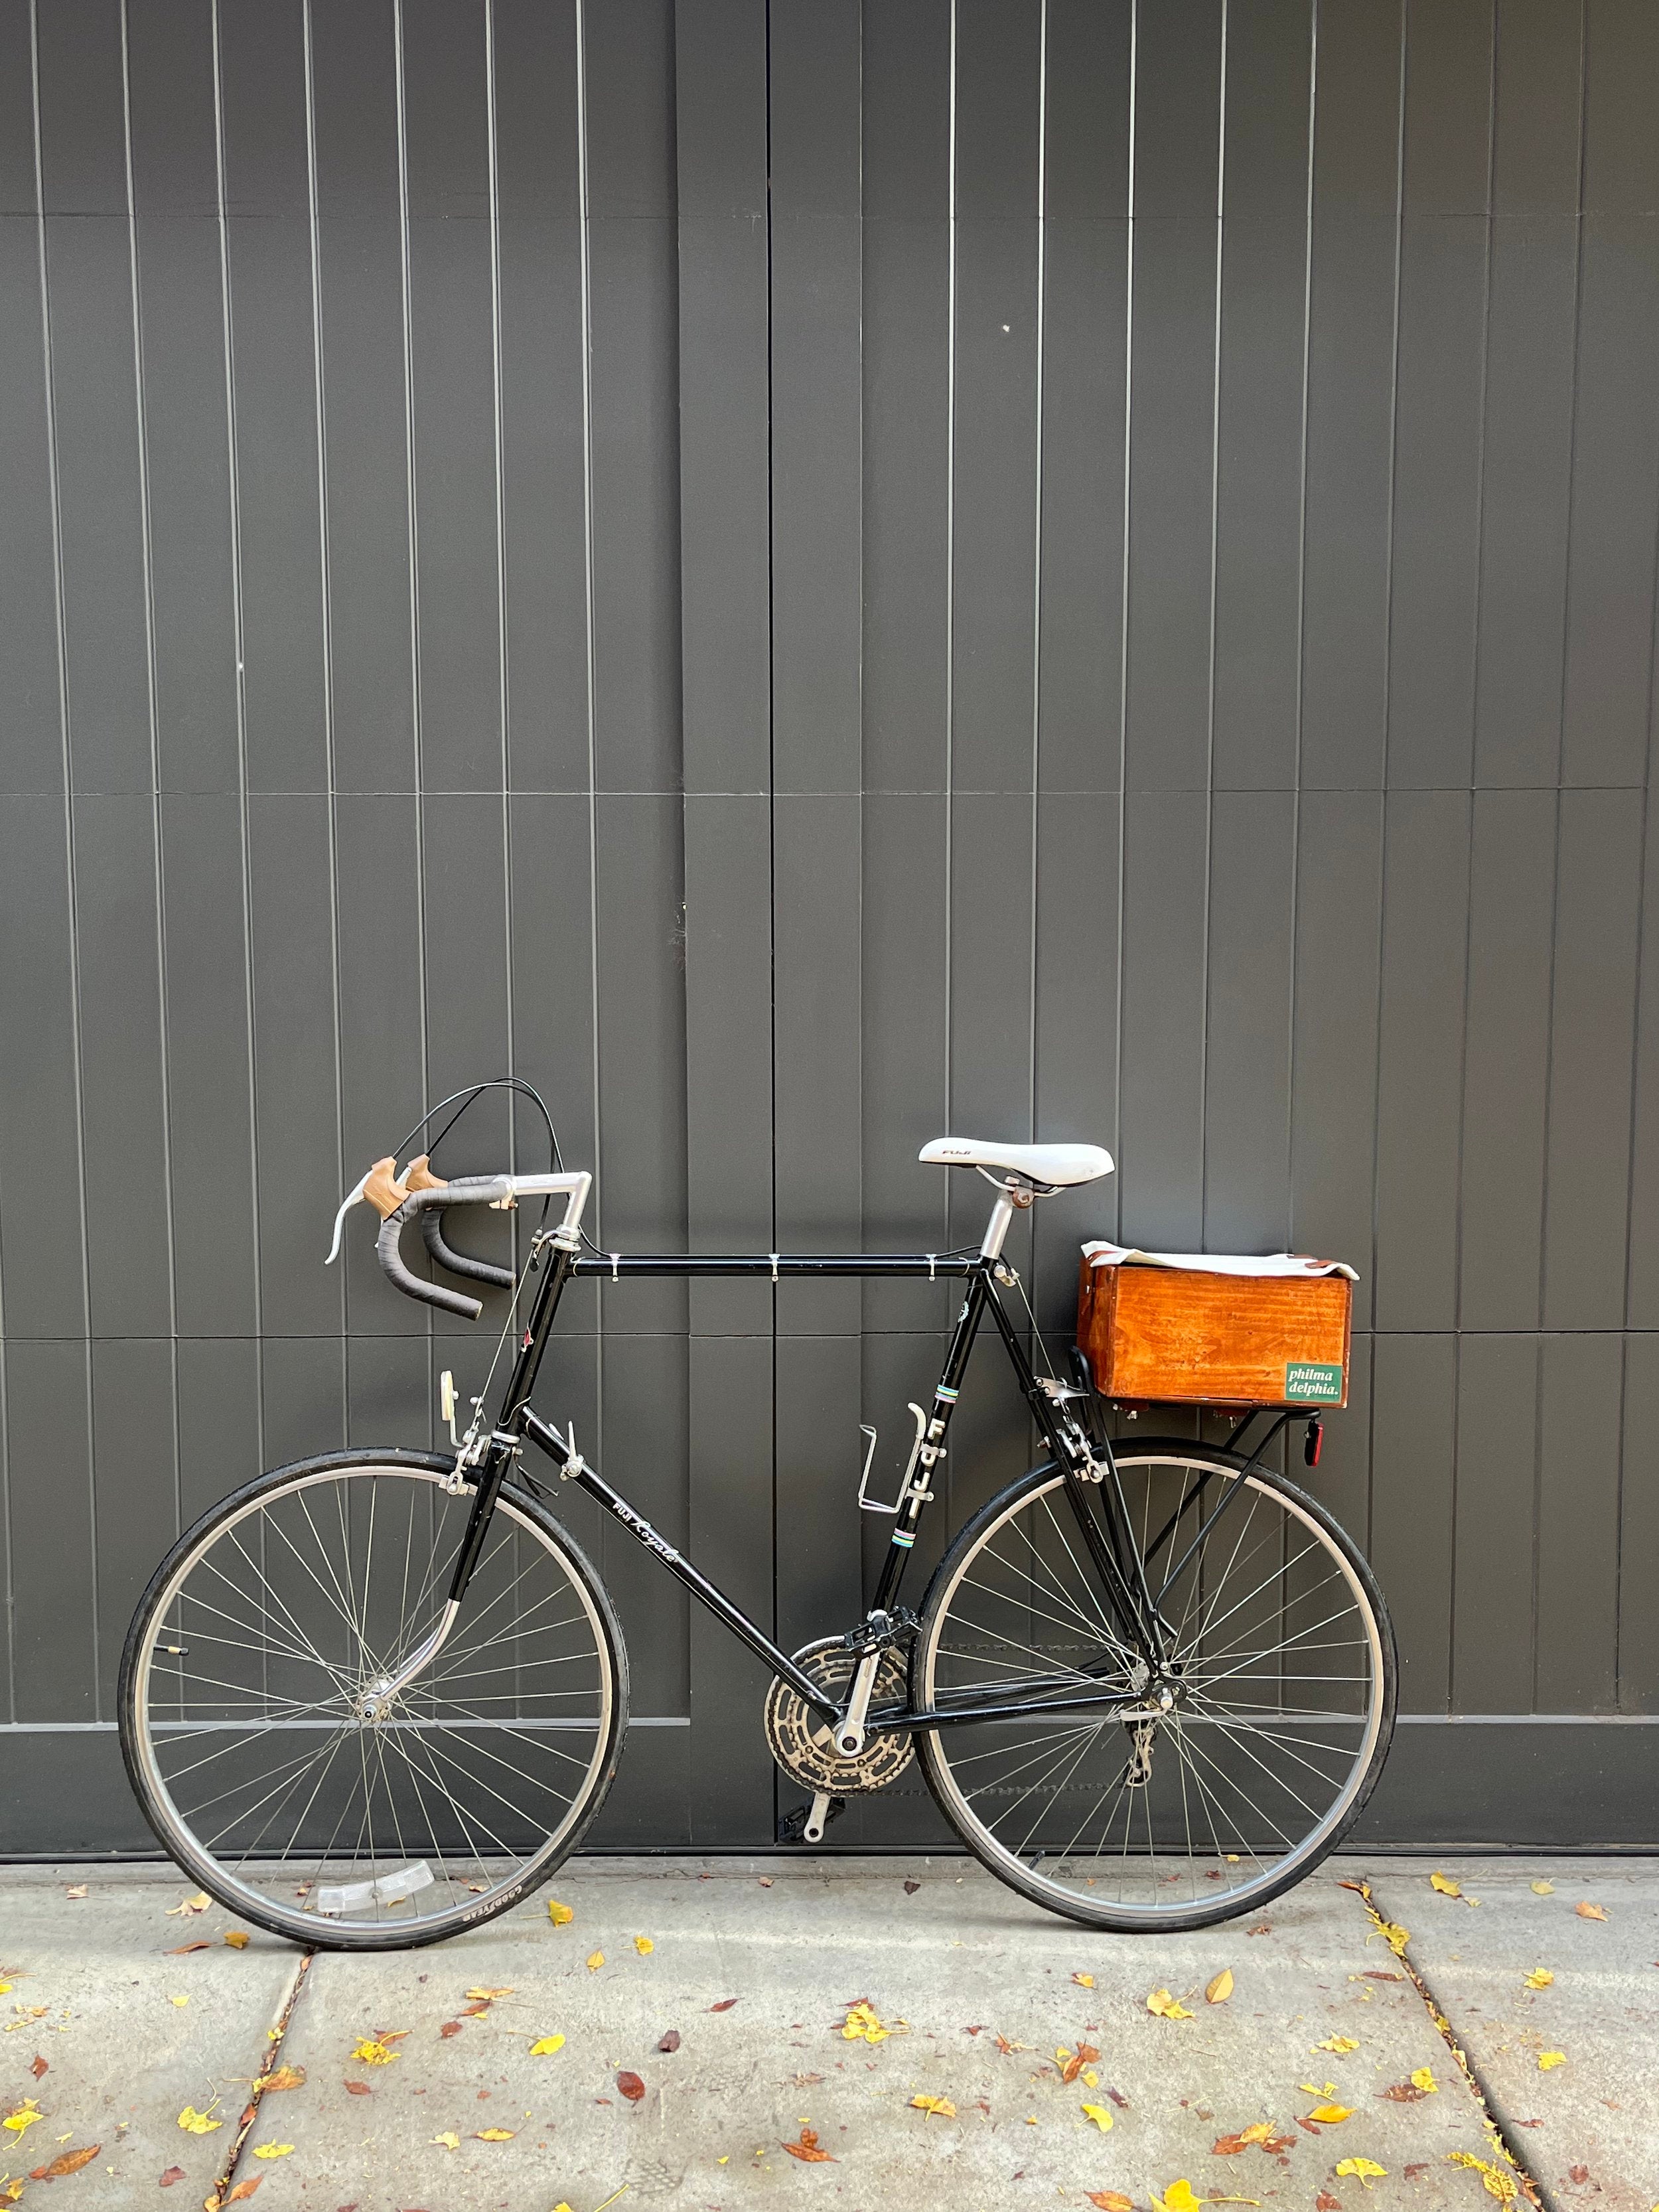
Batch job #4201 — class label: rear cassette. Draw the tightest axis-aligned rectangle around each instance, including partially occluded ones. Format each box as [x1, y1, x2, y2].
[763, 1637, 914, 1795]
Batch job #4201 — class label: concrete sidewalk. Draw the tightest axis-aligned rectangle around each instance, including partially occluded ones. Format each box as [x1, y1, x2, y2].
[0, 1855, 1652, 2212]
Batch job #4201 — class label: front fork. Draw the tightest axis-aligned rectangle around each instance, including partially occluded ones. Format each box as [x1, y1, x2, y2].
[362, 1236, 579, 1718]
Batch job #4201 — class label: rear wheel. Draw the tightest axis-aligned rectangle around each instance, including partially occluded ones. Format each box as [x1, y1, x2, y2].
[119, 1450, 627, 1950]
[912, 1441, 1394, 1931]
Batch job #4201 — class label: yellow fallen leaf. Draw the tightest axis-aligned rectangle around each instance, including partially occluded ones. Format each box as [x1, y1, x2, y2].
[175, 2106, 221, 2134]
[433, 2130, 461, 2150]
[166, 1892, 210, 1917]
[253, 2067, 305, 2093]
[350, 2038, 399, 2065]
[1080, 2103, 1114, 2132]
[1575, 1901, 1608, 1921]
[1530, 1880, 1554, 1895]
[1237, 2122, 1273, 2146]
[1524, 1968, 1554, 1989]
[1335, 2158, 1387, 2187]
[1305, 2102, 1352, 2124]
[1538, 2050, 1566, 2070]
[910, 2095, 955, 2118]
[841, 2002, 890, 2045]
[1410, 2067, 1437, 2093]
[224, 1931, 250, 1950]
[2, 2103, 41, 2138]
[1430, 1872, 1461, 1897]
[1206, 1969, 1234, 2005]
[1316, 2035, 1359, 2053]
[250, 2143, 293, 2160]
[1146, 1987, 1193, 2020]
[585, 1951, 605, 1973]
[1082, 2068, 1098, 2088]
[548, 1899, 574, 1925]
[529, 2035, 565, 2057]
[634, 1936, 654, 1955]
[1449, 2151, 1519, 2205]
[1072, 1971, 1094, 1988]
[475, 2126, 516, 2140]
[169, 1994, 189, 2007]
[1152, 2182, 1203, 2212]
[466, 1988, 513, 2002]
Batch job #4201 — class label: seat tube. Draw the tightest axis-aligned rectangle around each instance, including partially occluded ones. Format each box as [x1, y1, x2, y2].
[871, 1271, 989, 1613]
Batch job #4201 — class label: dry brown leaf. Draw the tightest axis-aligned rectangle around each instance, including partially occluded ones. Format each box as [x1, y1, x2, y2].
[439, 2021, 462, 2039]
[1575, 1901, 1608, 1921]
[1206, 1968, 1234, 2005]
[225, 2181, 263, 2203]
[782, 2126, 835, 2163]
[344, 2082, 372, 2097]
[1087, 2195, 1133, 2212]
[224, 1931, 250, 1950]
[616, 2071, 645, 2103]
[28, 2058, 46, 2082]
[1380, 2081, 1429, 2103]
[1317, 2195, 1342, 2211]
[30, 2144, 100, 2178]
[158, 2167, 186, 2188]
[658, 2029, 681, 2053]
[1058, 2042, 1101, 2085]
[167, 1941, 210, 1955]
[709, 1998, 739, 2012]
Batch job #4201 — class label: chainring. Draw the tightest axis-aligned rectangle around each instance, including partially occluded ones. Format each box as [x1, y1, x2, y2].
[762, 1636, 915, 1795]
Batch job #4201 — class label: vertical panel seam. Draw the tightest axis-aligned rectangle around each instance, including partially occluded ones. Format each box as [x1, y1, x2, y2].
[119, 0, 183, 1550]
[1027, 0, 1047, 1370]
[392, 0, 433, 1313]
[32, 0, 100, 1716]
[1113, 0, 1137, 1247]
[573, 0, 605, 1469]
[1287, 0, 1318, 1254]
[942, 0, 958, 1242]
[1363, 0, 1409, 1557]
[1199, 0, 1228, 1246]
[301, 0, 349, 1428]
[210, 0, 265, 1494]
[1447, 0, 1500, 1709]
[484, 0, 516, 1193]
[766, 0, 780, 1706]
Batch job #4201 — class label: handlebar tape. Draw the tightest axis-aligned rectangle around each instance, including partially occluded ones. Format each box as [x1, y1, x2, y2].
[421, 1206, 515, 1291]
[375, 1178, 514, 1320]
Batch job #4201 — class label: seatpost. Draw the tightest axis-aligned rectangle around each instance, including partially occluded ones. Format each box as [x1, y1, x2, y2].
[979, 1177, 1031, 1261]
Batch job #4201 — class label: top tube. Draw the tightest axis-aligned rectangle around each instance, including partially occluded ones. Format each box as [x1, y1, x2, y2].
[570, 1252, 981, 1279]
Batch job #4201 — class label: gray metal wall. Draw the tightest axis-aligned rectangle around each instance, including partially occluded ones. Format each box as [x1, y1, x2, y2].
[3, 0, 1658, 1855]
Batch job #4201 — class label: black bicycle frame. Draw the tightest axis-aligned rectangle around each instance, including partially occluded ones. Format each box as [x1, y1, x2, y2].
[443, 1234, 1170, 1734]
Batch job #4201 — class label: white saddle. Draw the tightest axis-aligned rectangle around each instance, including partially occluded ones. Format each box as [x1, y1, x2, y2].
[919, 1136, 1114, 1189]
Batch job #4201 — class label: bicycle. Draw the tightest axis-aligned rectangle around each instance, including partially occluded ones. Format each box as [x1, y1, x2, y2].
[119, 1082, 1396, 1951]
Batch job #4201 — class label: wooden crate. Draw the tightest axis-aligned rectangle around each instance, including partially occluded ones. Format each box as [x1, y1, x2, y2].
[1076, 1258, 1352, 1410]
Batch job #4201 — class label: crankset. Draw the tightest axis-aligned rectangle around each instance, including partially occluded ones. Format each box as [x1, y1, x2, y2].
[765, 1637, 914, 1843]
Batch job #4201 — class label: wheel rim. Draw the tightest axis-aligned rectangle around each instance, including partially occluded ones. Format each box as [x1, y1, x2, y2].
[919, 1456, 1386, 1921]
[129, 1465, 615, 1941]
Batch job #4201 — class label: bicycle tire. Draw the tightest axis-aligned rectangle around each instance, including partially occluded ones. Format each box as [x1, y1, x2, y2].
[118, 1449, 628, 1951]
[910, 1439, 1396, 1932]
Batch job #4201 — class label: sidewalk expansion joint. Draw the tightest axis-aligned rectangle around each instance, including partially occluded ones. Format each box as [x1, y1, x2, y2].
[206, 1948, 314, 2211]
[1342, 1877, 1551, 2212]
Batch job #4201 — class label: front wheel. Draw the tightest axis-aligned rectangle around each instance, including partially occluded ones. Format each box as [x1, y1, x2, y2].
[911, 1441, 1396, 1931]
[119, 1450, 628, 1950]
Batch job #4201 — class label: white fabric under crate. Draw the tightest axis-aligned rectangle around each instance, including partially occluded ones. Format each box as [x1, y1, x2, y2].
[1080, 1241, 1359, 1282]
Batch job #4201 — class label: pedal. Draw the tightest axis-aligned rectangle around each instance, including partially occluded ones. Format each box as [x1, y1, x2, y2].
[777, 1792, 846, 1845]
